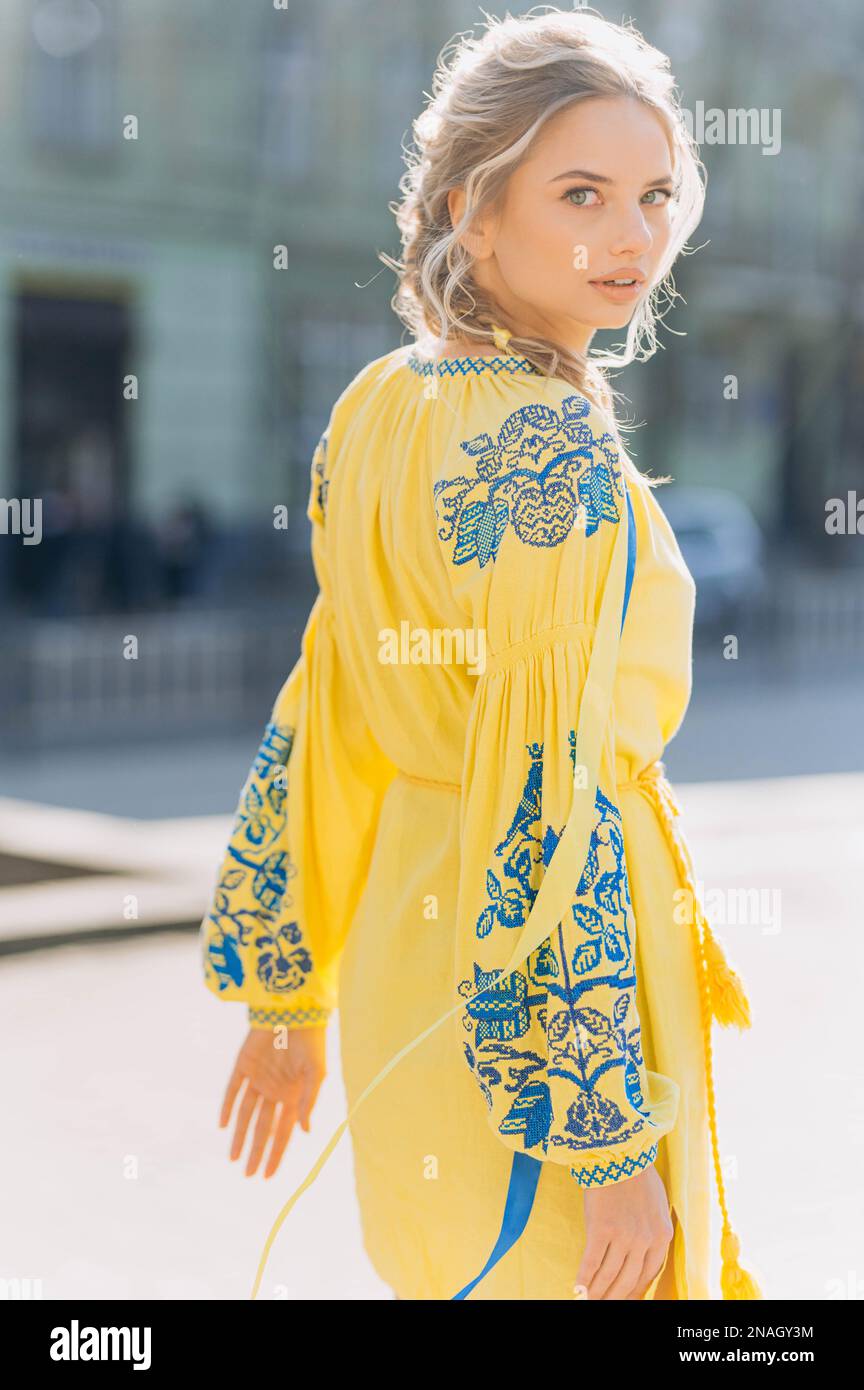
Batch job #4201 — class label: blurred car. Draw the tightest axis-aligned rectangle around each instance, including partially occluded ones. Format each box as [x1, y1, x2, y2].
[654, 486, 766, 631]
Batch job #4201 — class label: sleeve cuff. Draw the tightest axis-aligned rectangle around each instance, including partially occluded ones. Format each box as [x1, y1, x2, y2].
[247, 1004, 333, 1030]
[569, 1142, 658, 1188]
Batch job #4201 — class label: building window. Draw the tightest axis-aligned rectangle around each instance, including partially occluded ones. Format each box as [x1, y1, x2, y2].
[292, 315, 394, 464]
[375, 37, 427, 186]
[258, 10, 315, 179]
[27, 0, 118, 153]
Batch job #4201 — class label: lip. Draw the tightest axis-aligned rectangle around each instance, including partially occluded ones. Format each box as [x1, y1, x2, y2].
[589, 266, 647, 284]
[588, 269, 647, 304]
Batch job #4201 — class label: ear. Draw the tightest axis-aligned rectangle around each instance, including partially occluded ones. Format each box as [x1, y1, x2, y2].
[447, 186, 495, 260]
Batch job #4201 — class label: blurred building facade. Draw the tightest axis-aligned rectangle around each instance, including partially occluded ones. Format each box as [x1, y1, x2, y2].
[1, 0, 863, 604]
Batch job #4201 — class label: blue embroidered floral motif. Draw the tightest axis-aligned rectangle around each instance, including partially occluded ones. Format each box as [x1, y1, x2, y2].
[310, 432, 329, 522]
[459, 728, 651, 1160]
[463, 961, 548, 1043]
[499, 1082, 554, 1150]
[461, 1033, 550, 1145]
[203, 720, 316, 999]
[434, 394, 623, 567]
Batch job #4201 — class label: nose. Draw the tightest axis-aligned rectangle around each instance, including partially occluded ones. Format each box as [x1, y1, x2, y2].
[608, 203, 654, 259]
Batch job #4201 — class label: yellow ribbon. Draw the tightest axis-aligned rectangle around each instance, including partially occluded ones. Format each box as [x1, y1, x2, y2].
[251, 486, 636, 1299]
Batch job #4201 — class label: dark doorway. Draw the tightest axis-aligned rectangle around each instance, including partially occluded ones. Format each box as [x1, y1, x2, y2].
[11, 285, 133, 611]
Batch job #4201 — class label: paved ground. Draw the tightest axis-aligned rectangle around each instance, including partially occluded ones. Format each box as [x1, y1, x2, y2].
[1, 770, 862, 1300]
[0, 933, 389, 1301]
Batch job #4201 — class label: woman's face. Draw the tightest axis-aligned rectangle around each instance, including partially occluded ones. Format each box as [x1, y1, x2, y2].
[450, 96, 677, 354]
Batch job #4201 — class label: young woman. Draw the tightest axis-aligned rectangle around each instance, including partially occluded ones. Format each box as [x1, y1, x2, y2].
[200, 8, 762, 1301]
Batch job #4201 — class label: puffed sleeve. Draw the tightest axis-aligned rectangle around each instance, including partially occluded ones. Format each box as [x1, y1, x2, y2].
[433, 381, 679, 1186]
[199, 425, 395, 1030]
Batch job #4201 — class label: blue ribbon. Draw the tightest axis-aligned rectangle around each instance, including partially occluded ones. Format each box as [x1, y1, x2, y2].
[451, 482, 638, 1300]
[621, 485, 636, 633]
[452, 1151, 544, 1299]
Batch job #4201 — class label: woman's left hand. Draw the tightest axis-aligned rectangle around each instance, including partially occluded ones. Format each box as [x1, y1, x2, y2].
[219, 1024, 328, 1178]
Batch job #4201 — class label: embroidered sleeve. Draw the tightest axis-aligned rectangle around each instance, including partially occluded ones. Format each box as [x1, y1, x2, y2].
[458, 727, 677, 1185]
[307, 427, 330, 528]
[199, 425, 395, 1031]
[199, 599, 339, 1029]
[435, 384, 679, 1184]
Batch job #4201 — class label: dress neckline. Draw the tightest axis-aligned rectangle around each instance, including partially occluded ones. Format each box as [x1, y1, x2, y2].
[406, 348, 541, 378]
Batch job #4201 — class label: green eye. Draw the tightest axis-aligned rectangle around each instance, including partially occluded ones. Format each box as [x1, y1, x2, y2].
[564, 185, 674, 208]
[564, 186, 599, 207]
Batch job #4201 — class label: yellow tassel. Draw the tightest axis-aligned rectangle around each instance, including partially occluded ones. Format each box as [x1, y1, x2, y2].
[492, 323, 511, 352]
[635, 766, 765, 1298]
[720, 1228, 763, 1299]
[701, 921, 752, 1030]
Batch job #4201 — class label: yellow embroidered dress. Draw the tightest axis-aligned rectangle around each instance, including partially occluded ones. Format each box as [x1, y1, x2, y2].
[199, 341, 759, 1301]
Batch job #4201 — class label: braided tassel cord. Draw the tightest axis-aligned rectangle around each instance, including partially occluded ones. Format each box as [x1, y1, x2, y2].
[642, 762, 763, 1299]
[647, 764, 752, 1031]
[701, 918, 752, 1030]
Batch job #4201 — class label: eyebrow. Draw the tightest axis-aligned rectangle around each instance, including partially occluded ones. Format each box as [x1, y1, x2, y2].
[549, 169, 675, 188]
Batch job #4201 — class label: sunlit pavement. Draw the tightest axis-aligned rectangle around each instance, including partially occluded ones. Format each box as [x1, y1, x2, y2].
[1, 772, 862, 1300]
[0, 932, 390, 1301]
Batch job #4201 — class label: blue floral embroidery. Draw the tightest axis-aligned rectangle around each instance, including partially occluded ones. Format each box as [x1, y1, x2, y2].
[434, 394, 623, 567]
[310, 432, 329, 522]
[203, 720, 316, 999]
[458, 728, 651, 1163]
[464, 961, 548, 1044]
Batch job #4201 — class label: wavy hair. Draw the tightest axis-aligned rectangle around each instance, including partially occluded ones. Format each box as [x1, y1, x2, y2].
[379, 5, 707, 487]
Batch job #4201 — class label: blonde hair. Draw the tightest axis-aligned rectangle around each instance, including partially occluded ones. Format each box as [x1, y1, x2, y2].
[379, 5, 707, 487]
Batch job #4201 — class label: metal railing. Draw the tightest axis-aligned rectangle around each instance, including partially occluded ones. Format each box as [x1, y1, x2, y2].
[1, 597, 313, 748]
[1, 565, 861, 749]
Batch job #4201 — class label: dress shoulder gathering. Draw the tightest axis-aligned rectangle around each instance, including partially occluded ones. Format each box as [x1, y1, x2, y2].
[199, 342, 759, 1300]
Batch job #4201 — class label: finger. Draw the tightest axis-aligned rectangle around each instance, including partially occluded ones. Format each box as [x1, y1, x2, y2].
[584, 1239, 627, 1300]
[630, 1241, 672, 1301]
[263, 1104, 298, 1179]
[219, 1060, 246, 1129]
[600, 1243, 650, 1300]
[297, 1067, 325, 1132]
[623, 1248, 655, 1300]
[245, 1099, 277, 1176]
[229, 1081, 260, 1161]
[573, 1233, 611, 1297]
